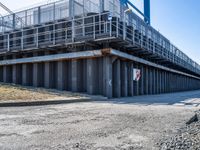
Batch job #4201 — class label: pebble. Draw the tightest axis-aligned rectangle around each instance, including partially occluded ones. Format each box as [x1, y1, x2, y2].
[160, 111, 200, 150]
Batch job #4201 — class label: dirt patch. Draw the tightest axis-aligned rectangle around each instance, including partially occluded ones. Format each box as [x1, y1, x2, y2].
[0, 83, 86, 102]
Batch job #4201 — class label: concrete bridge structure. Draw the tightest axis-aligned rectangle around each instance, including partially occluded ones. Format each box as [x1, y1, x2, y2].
[0, 0, 200, 98]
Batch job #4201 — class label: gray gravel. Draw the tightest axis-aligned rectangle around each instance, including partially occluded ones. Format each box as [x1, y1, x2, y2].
[160, 110, 200, 150]
[0, 90, 200, 150]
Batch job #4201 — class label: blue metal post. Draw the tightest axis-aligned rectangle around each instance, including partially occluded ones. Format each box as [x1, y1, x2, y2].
[144, 0, 150, 25]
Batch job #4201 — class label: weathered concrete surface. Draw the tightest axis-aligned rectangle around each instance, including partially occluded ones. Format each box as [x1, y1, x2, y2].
[0, 90, 200, 150]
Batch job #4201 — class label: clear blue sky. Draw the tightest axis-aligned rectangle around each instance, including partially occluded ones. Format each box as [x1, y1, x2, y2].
[0, 0, 199, 64]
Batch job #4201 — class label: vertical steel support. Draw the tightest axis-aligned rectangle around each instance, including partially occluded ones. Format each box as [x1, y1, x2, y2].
[145, 66, 149, 95]
[35, 28, 38, 48]
[113, 59, 121, 97]
[103, 56, 113, 98]
[12, 55, 17, 84]
[57, 60, 65, 90]
[144, 0, 150, 25]
[38, 7, 41, 24]
[128, 62, 134, 96]
[33, 53, 39, 87]
[121, 61, 128, 97]
[13, 14, 16, 29]
[7, 34, 10, 52]
[71, 60, 78, 92]
[140, 65, 144, 95]
[99, 0, 104, 13]
[87, 59, 96, 95]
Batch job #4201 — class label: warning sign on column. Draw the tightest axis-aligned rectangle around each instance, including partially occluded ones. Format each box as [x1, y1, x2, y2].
[133, 68, 141, 81]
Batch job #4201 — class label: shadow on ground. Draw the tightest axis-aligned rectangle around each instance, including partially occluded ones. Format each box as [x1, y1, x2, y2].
[105, 90, 200, 106]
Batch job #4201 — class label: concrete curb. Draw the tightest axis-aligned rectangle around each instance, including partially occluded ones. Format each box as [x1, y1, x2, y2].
[0, 98, 92, 107]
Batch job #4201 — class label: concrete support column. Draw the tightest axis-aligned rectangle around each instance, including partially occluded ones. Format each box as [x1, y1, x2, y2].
[128, 62, 134, 97]
[103, 56, 113, 98]
[33, 53, 40, 87]
[155, 69, 158, 94]
[152, 68, 156, 94]
[3, 66, 7, 83]
[121, 61, 128, 97]
[71, 59, 78, 92]
[159, 70, 162, 94]
[145, 66, 149, 95]
[87, 59, 96, 95]
[148, 67, 152, 94]
[12, 55, 17, 84]
[113, 59, 121, 97]
[161, 70, 165, 93]
[3, 56, 12, 83]
[44, 61, 51, 88]
[0, 66, 3, 82]
[22, 55, 33, 86]
[22, 63, 28, 86]
[57, 60, 65, 90]
[139, 65, 144, 95]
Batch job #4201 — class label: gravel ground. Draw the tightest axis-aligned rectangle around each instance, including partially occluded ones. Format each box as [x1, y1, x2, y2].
[160, 110, 200, 150]
[0, 85, 200, 150]
[0, 99, 199, 149]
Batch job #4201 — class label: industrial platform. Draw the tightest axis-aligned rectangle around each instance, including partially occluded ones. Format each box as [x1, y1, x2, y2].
[0, 0, 200, 98]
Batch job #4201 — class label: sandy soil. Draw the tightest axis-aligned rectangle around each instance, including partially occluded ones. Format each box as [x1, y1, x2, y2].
[0, 83, 87, 102]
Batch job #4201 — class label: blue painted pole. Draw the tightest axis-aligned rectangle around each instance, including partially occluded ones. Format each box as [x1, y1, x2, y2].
[144, 0, 150, 25]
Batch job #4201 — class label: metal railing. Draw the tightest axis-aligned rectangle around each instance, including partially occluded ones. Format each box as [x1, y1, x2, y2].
[0, 6, 199, 75]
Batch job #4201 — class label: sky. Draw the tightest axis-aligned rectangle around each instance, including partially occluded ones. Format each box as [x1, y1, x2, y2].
[0, 0, 199, 64]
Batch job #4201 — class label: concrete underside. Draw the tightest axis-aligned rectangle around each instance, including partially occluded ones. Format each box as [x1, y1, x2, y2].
[0, 49, 200, 98]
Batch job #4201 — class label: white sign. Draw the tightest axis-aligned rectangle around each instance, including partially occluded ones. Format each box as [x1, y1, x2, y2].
[133, 68, 141, 81]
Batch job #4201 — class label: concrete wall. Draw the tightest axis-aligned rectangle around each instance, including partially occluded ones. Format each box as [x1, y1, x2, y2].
[0, 53, 200, 98]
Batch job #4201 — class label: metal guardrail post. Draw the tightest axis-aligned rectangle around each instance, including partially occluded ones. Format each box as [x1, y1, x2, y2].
[36, 28, 38, 48]
[109, 19, 112, 37]
[7, 34, 9, 52]
[83, 17, 85, 36]
[93, 16, 96, 39]
[116, 19, 119, 38]
[38, 7, 41, 24]
[132, 24, 135, 45]
[53, 24, 55, 45]
[72, 18, 75, 42]
[123, 18, 126, 40]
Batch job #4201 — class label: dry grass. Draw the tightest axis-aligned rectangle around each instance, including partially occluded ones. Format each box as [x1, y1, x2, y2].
[0, 83, 84, 102]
